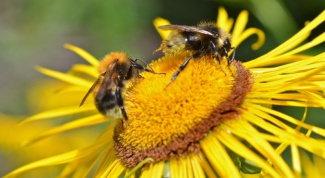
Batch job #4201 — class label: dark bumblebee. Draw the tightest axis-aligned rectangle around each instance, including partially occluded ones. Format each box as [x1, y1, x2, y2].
[79, 52, 157, 120]
[157, 22, 236, 87]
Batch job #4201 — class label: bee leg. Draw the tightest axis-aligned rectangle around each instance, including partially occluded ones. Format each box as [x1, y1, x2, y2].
[132, 59, 150, 71]
[165, 49, 210, 89]
[225, 47, 235, 66]
[215, 55, 221, 65]
[227, 47, 236, 77]
[210, 41, 221, 65]
[120, 107, 128, 121]
[211, 42, 226, 74]
[131, 59, 165, 75]
[229, 47, 236, 65]
[116, 86, 128, 121]
[211, 42, 226, 75]
[144, 68, 166, 75]
[222, 47, 231, 65]
[216, 54, 226, 75]
[165, 52, 203, 89]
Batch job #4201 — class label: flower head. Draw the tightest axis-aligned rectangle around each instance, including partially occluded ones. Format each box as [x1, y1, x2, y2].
[5, 7, 325, 178]
[115, 53, 251, 167]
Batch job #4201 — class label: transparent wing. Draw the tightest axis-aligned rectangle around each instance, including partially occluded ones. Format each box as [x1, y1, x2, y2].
[158, 24, 216, 37]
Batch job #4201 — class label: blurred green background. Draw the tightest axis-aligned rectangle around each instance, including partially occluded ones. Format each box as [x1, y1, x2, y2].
[0, 0, 324, 175]
[0, 0, 324, 115]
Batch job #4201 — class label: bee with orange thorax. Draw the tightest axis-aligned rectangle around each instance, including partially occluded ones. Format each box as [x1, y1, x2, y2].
[80, 52, 158, 120]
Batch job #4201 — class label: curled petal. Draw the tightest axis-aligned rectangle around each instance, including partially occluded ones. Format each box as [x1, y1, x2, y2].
[233, 27, 265, 50]
[246, 10, 325, 68]
[231, 10, 265, 50]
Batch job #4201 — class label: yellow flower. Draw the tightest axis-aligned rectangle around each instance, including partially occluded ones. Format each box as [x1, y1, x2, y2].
[0, 114, 90, 177]
[5, 7, 325, 178]
[298, 148, 325, 178]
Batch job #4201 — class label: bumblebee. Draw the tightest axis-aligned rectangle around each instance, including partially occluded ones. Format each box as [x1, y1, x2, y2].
[80, 52, 158, 120]
[157, 22, 235, 87]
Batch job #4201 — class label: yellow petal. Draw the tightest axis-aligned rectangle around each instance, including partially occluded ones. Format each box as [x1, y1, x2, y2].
[64, 43, 99, 67]
[70, 64, 98, 78]
[140, 161, 164, 178]
[201, 134, 241, 178]
[217, 129, 280, 177]
[23, 114, 105, 145]
[216, 7, 234, 33]
[231, 10, 248, 45]
[103, 159, 125, 178]
[290, 144, 301, 177]
[197, 153, 218, 178]
[190, 155, 205, 178]
[36, 66, 93, 88]
[246, 10, 325, 68]
[3, 139, 107, 178]
[153, 17, 171, 40]
[20, 104, 96, 125]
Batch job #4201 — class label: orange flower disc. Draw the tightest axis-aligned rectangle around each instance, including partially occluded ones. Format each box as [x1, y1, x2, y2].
[114, 52, 253, 167]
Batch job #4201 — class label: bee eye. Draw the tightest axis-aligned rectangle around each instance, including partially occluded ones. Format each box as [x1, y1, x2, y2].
[165, 40, 173, 48]
[167, 44, 173, 48]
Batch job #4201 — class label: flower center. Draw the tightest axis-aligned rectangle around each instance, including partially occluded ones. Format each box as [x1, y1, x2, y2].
[114, 53, 252, 167]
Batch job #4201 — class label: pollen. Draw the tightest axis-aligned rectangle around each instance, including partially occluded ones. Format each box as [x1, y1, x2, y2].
[114, 52, 253, 167]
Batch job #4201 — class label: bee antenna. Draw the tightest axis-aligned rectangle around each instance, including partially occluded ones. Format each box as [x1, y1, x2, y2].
[135, 58, 149, 66]
[135, 58, 155, 72]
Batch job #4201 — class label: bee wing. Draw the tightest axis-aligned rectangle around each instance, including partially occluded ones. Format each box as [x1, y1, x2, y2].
[79, 60, 118, 107]
[79, 77, 101, 107]
[158, 24, 216, 37]
[94, 60, 118, 101]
